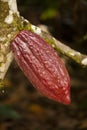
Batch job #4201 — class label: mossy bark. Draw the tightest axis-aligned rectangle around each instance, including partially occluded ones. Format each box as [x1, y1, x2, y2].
[0, 0, 31, 80]
[0, 1, 18, 80]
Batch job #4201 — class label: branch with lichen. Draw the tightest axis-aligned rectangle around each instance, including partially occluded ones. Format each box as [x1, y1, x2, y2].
[0, 0, 87, 81]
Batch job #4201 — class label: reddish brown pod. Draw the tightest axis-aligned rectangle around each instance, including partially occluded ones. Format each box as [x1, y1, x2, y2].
[10, 30, 71, 105]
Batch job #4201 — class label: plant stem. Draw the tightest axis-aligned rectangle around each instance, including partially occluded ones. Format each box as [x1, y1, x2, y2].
[31, 25, 87, 66]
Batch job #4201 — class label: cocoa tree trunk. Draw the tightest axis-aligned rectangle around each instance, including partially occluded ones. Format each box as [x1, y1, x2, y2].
[0, 0, 19, 80]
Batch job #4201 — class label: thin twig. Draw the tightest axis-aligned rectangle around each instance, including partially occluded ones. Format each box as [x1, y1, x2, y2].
[31, 24, 87, 66]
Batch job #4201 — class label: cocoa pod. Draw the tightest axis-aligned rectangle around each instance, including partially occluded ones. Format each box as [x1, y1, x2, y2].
[10, 30, 70, 105]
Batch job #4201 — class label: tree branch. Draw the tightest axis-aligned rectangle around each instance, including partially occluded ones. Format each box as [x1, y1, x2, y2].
[31, 25, 87, 66]
[0, 0, 87, 81]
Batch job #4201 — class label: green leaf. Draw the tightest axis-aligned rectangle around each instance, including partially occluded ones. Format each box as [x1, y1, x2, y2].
[0, 105, 21, 119]
[40, 8, 57, 20]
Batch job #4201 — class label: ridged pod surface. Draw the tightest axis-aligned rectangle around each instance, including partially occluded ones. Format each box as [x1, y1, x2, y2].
[10, 30, 71, 105]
